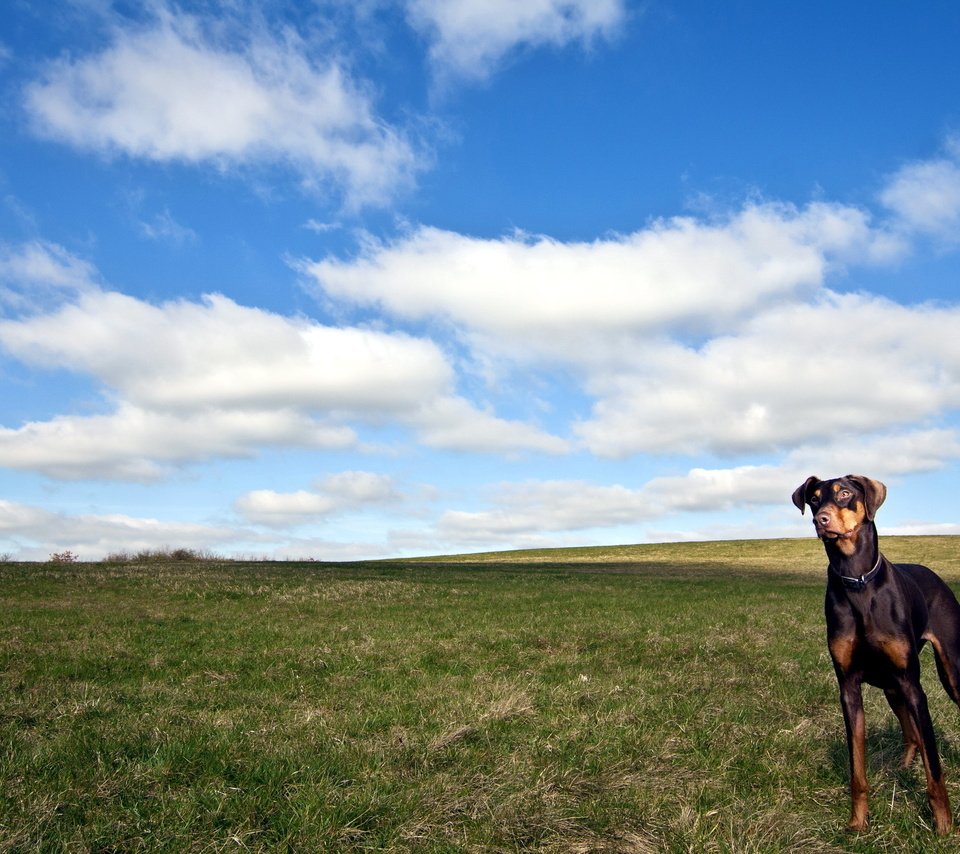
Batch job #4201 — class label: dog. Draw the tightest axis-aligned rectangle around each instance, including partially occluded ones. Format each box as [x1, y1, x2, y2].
[792, 474, 960, 834]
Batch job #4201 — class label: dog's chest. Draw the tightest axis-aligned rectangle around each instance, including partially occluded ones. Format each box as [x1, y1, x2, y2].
[829, 601, 917, 677]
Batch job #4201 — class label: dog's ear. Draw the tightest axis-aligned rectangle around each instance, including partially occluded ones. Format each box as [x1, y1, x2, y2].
[846, 475, 887, 520]
[792, 476, 820, 514]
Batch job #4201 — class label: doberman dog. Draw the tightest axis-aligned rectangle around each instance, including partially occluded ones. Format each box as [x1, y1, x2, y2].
[793, 474, 960, 834]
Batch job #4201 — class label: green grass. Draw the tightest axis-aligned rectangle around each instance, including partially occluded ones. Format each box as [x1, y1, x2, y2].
[2, 537, 960, 852]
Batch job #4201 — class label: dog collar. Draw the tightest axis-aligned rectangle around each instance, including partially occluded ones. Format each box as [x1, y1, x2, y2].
[830, 554, 883, 590]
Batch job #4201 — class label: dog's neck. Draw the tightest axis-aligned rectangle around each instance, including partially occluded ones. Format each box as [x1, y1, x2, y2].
[823, 520, 882, 585]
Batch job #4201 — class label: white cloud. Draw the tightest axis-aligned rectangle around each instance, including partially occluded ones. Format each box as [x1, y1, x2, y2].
[6, 423, 956, 558]
[0, 240, 99, 309]
[303, 202, 891, 366]
[234, 489, 338, 527]
[783, 429, 960, 483]
[642, 430, 960, 516]
[405, 0, 626, 79]
[434, 473, 779, 546]
[881, 141, 960, 241]
[0, 249, 567, 477]
[304, 218, 341, 234]
[301, 199, 960, 459]
[0, 499, 239, 561]
[139, 208, 197, 244]
[437, 480, 652, 544]
[317, 470, 399, 503]
[0, 404, 357, 481]
[23, 10, 420, 207]
[576, 293, 960, 457]
[0, 290, 454, 413]
[235, 470, 401, 527]
[886, 522, 960, 536]
[411, 396, 570, 454]
[431, 428, 960, 547]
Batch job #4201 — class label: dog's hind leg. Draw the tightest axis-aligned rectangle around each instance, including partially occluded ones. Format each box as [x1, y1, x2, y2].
[897, 672, 953, 834]
[885, 686, 921, 767]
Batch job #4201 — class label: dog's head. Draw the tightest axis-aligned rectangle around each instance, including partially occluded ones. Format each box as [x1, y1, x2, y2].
[792, 475, 887, 547]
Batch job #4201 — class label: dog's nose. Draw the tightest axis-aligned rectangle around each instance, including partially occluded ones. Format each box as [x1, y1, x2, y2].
[816, 511, 831, 527]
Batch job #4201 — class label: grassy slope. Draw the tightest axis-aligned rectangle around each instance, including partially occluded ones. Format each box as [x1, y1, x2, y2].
[2, 537, 960, 852]
[401, 536, 960, 576]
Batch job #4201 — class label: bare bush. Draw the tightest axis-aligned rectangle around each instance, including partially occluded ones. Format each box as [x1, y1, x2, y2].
[101, 547, 223, 564]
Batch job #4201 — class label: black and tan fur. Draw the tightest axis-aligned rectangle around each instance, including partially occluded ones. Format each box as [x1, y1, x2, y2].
[793, 474, 960, 834]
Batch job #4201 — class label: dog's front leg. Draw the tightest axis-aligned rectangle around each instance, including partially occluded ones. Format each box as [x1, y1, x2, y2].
[838, 675, 869, 831]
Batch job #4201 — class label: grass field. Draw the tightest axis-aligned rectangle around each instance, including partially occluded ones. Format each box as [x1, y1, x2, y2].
[3, 537, 960, 852]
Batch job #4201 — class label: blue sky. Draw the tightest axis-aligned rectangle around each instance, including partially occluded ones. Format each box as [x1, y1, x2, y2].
[2, 1, 960, 560]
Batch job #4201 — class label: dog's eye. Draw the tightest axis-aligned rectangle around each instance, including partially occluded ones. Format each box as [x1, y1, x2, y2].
[838, 489, 852, 499]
